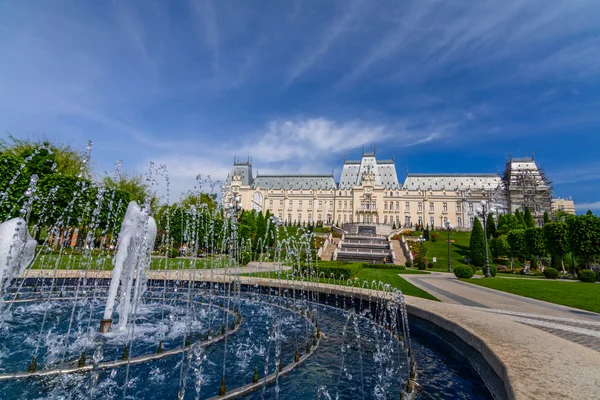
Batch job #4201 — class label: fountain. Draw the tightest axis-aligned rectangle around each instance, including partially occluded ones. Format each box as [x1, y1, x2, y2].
[0, 141, 494, 399]
[100, 201, 157, 333]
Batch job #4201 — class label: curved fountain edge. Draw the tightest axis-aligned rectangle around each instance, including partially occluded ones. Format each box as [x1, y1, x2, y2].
[18, 270, 600, 400]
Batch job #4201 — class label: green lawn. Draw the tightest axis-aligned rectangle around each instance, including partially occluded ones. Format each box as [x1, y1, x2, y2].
[465, 278, 600, 314]
[354, 269, 438, 300]
[408, 231, 472, 272]
[30, 253, 225, 270]
[243, 267, 438, 301]
[409, 231, 524, 273]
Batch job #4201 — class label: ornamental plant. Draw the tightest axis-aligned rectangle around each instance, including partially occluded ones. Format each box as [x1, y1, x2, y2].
[453, 265, 474, 279]
[469, 217, 486, 267]
[543, 267, 559, 279]
[577, 270, 597, 283]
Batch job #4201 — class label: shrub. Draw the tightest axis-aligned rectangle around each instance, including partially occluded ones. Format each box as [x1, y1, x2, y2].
[543, 267, 559, 279]
[405, 260, 413, 268]
[166, 248, 179, 258]
[416, 261, 427, 270]
[496, 265, 508, 271]
[454, 265, 474, 279]
[489, 265, 497, 277]
[428, 262, 435, 269]
[296, 262, 363, 280]
[469, 217, 486, 267]
[577, 270, 597, 283]
[362, 263, 406, 270]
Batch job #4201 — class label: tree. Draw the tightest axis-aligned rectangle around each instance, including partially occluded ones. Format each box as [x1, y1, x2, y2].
[566, 214, 600, 267]
[543, 211, 550, 225]
[507, 229, 526, 270]
[497, 213, 524, 234]
[103, 174, 149, 205]
[525, 227, 546, 269]
[486, 213, 496, 239]
[524, 207, 536, 228]
[543, 222, 569, 272]
[515, 210, 526, 229]
[469, 217, 486, 268]
[491, 235, 509, 259]
[0, 135, 92, 178]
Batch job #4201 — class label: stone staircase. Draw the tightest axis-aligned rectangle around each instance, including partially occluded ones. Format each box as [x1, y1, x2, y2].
[335, 224, 393, 263]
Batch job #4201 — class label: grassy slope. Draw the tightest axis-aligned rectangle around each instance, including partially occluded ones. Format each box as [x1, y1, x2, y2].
[465, 278, 600, 314]
[413, 231, 523, 272]
[354, 269, 439, 300]
[244, 267, 438, 301]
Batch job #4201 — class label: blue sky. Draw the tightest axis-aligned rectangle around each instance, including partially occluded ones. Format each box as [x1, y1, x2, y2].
[1, 0, 599, 210]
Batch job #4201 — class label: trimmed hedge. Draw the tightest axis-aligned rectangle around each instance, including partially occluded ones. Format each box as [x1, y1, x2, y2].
[543, 267, 559, 279]
[489, 265, 497, 277]
[405, 260, 413, 268]
[361, 263, 406, 270]
[416, 261, 427, 270]
[295, 262, 362, 280]
[454, 265, 474, 279]
[577, 269, 597, 283]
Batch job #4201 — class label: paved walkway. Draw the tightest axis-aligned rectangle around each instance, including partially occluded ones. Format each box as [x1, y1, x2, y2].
[390, 239, 407, 265]
[402, 272, 600, 352]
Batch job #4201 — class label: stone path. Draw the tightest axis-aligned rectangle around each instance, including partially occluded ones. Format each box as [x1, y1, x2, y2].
[319, 239, 339, 261]
[402, 272, 600, 352]
[389, 239, 407, 265]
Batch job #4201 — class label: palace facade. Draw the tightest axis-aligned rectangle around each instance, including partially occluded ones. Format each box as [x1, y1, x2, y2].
[224, 149, 560, 230]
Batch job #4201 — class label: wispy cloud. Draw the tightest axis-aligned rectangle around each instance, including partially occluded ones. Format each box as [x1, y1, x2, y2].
[575, 201, 600, 212]
[286, 0, 366, 85]
[190, 0, 220, 73]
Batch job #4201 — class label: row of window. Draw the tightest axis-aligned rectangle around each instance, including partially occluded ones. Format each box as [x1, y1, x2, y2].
[382, 201, 472, 212]
[267, 199, 478, 214]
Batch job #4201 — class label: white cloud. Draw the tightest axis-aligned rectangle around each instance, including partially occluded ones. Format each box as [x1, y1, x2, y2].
[575, 201, 600, 212]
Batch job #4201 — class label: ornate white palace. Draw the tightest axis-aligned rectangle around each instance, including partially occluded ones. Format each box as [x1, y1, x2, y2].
[224, 149, 563, 230]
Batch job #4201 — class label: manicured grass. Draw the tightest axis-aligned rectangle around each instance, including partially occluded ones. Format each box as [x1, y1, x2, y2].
[244, 267, 438, 301]
[406, 231, 471, 272]
[465, 278, 600, 314]
[355, 269, 438, 300]
[408, 231, 523, 273]
[30, 253, 225, 270]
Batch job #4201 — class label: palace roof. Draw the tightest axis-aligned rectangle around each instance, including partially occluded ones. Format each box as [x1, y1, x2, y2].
[252, 174, 336, 190]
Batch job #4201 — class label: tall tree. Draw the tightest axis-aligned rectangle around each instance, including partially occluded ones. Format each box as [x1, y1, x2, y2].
[543, 211, 550, 225]
[524, 207, 536, 228]
[507, 229, 526, 270]
[486, 213, 496, 238]
[566, 214, 600, 267]
[0, 135, 92, 178]
[543, 222, 569, 272]
[469, 217, 486, 268]
[515, 209, 526, 229]
[491, 235, 509, 259]
[525, 227, 546, 269]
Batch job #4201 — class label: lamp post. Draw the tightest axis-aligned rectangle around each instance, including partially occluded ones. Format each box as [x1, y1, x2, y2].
[445, 221, 453, 272]
[476, 200, 495, 278]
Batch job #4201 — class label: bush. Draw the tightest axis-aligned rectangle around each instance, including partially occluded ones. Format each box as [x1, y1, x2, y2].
[405, 260, 412, 268]
[489, 265, 497, 277]
[577, 269, 597, 283]
[543, 267, 559, 279]
[362, 263, 406, 270]
[166, 248, 179, 258]
[416, 261, 427, 270]
[428, 262, 435, 269]
[296, 262, 363, 280]
[454, 265, 474, 279]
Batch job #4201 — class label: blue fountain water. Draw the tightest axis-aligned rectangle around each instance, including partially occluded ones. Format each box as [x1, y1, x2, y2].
[0, 290, 493, 399]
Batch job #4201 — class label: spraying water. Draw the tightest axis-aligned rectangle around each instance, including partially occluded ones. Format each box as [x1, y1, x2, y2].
[100, 201, 157, 332]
